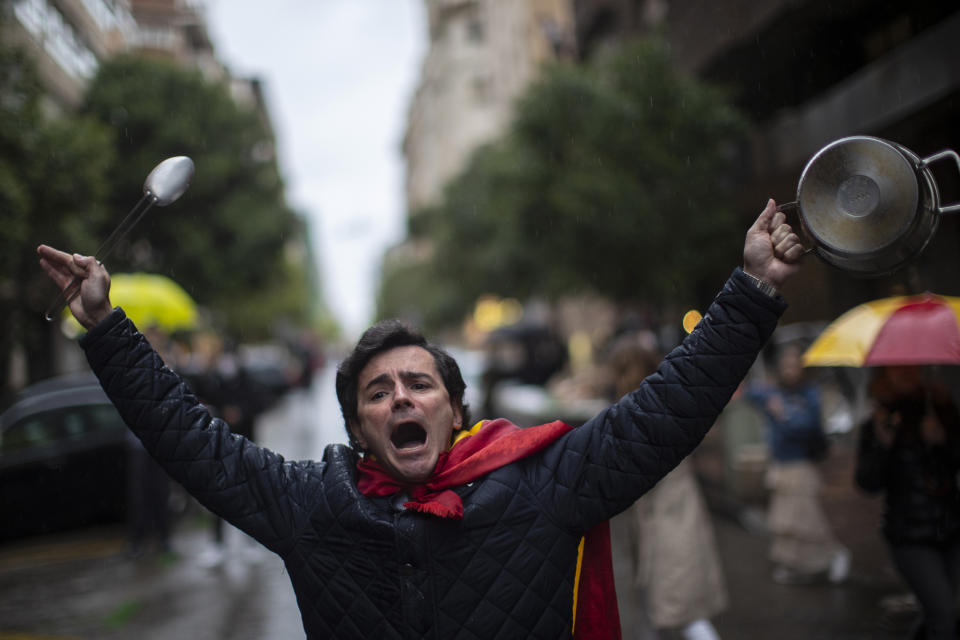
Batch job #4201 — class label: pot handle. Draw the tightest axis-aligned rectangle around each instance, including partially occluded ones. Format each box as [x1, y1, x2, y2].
[776, 201, 815, 254]
[921, 150, 960, 214]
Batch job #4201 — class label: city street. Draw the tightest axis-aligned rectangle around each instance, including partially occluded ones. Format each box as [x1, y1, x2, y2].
[611, 430, 919, 640]
[0, 364, 344, 640]
[4, 2, 957, 639]
[0, 366, 920, 639]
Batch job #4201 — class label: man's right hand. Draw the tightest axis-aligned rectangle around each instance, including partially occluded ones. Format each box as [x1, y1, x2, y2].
[743, 199, 803, 290]
[37, 245, 113, 329]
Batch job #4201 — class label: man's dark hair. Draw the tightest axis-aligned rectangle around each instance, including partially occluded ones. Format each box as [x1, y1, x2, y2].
[335, 319, 471, 449]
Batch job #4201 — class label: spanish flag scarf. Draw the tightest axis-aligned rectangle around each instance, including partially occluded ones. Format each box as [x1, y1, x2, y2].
[356, 418, 621, 639]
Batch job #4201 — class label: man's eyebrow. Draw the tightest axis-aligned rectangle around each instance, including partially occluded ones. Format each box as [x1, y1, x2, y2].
[400, 371, 433, 383]
[362, 370, 433, 391]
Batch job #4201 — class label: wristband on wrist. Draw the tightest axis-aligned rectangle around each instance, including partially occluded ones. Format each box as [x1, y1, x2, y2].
[742, 270, 779, 298]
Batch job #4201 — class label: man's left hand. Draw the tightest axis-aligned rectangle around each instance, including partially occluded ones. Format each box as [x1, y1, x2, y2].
[743, 199, 804, 290]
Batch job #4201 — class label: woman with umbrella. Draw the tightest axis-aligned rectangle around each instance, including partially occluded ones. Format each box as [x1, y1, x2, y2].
[806, 293, 960, 639]
[855, 365, 960, 640]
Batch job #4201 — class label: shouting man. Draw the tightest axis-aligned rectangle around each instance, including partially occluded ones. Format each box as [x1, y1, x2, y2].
[37, 200, 802, 639]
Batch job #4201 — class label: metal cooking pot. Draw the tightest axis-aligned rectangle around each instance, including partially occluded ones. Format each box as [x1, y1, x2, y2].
[780, 135, 960, 277]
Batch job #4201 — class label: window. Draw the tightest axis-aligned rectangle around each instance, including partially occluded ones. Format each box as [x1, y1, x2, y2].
[86, 405, 126, 433]
[1, 414, 61, 451]
[0, 403, 124, 452]
[472, 74, 492, 105]
[466, 17, 485, 43]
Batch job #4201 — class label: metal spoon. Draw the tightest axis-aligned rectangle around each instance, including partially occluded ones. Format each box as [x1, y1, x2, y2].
[44, 156, 195, 322]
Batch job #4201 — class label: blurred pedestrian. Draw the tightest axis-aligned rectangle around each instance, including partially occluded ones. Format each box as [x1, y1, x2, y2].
[184, 336, 261, 567]
[125, 432, 172, 557]
[609, 332, 727, 640]
[125, 326, 174, 557]
[747, 344, 850, 585]
[37, 199, 804, 639]
[855, 365, 960, 640]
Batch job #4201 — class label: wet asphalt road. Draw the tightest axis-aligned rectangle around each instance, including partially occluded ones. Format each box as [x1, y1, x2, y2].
[0, 365, 921, 639]
[0, 364, 342, 640]
[0, 524, 303, 639]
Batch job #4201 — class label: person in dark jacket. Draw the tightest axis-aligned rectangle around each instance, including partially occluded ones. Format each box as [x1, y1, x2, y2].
[37, 199, 802, 639]
[855, 365, 960, 640]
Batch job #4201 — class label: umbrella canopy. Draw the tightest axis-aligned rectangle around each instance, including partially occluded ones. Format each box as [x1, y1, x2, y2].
[64, 272, 198, 333]
[803, 293, 960, 367]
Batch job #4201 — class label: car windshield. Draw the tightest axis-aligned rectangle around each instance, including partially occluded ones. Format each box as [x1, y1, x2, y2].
[0, 404, 125, 453]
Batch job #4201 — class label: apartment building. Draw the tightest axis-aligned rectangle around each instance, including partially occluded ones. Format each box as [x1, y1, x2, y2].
[3, 0, 230, 107]
[403, 0, 576, 214]
[127, 0, 222, 80]
[4, 0, 138, 109]
[574, 0, 960, 317]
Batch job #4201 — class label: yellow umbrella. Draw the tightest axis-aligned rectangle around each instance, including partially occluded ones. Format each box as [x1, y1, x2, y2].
[64, 272, 198, 333]
[803, 294, 960, 367]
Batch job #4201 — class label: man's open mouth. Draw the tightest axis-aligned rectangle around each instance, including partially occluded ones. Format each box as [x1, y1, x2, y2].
[391, 421, 427, 450]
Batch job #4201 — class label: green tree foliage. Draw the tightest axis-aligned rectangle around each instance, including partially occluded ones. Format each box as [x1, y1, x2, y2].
[81, 56, 311, 339]
[382, 39, 747, 331]
[0, 44, 114, 388]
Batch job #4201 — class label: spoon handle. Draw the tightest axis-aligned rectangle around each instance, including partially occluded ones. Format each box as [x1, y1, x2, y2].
[44, 276, 83, 322]
[44, 193, 158, 322]
[92, 193, 157, 264]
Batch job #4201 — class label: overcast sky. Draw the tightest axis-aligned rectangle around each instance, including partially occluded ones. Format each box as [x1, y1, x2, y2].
[205, 1, 427, 340]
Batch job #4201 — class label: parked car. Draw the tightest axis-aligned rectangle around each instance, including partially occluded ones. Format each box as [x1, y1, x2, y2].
[0, 372, 129, 542]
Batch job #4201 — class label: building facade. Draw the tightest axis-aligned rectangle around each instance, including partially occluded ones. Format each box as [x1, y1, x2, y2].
[3, 0, 227, 111]
[574, 0, 960, 320]
[127, 0, 222, 80]
[5, 0, 138, 109]
[403, 0, 576, 213]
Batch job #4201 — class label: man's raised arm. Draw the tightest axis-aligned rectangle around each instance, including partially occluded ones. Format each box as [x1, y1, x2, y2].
[531, 199, 803, 529]
[37, 244, 321, 554]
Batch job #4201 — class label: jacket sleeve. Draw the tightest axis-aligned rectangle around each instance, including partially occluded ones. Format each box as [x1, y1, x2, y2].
[853, 418, 890, 494]
[528, 268, 786, 531]
[80, 309, 324, 555]
[932, 389, 960, 469]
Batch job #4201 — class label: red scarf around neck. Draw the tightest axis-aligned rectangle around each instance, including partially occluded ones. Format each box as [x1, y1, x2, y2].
[356, 418, 621, 640]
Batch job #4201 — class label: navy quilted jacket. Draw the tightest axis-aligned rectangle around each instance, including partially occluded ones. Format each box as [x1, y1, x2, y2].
[80, 268, 785, 639]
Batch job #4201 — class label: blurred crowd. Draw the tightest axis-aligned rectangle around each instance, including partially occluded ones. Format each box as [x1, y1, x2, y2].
[120, 325, 325, 560]
[3, 308, 958, 639]
[474, 318, 960, 640]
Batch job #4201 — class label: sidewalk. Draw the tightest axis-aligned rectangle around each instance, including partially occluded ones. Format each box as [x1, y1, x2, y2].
[0, 518, 304, 639]
[685, 417, 918, 639]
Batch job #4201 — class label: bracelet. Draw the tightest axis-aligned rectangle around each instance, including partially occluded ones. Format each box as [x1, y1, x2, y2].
[742, 270, 779, 298]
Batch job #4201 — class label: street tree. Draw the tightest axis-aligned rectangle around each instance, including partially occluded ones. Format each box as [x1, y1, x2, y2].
[388, 39, 747, 331]
[0, 43, 114, 392]
[81, 56, 313, 339]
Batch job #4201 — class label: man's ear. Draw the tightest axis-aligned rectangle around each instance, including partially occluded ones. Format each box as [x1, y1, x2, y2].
[348, 421, 367, 450]
[452, 404, 464, 430]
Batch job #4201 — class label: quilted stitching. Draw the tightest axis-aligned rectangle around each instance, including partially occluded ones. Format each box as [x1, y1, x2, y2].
[79, 269, 784, 639]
